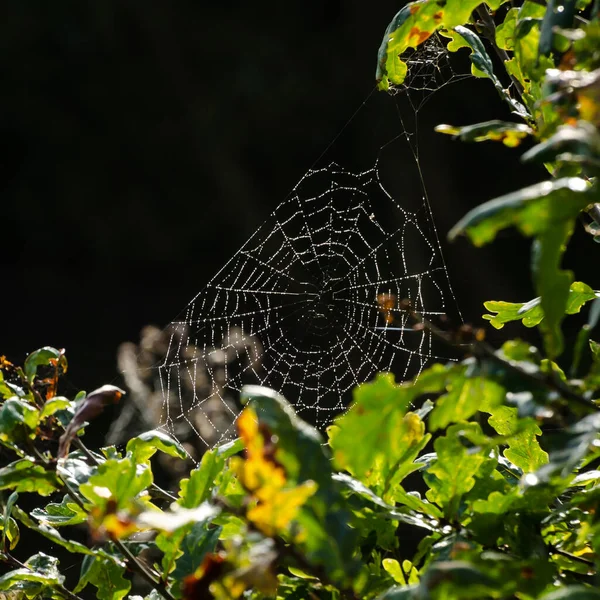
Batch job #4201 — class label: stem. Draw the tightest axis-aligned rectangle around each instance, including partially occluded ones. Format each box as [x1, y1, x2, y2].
[113, 538, 176, 600]
[57, 476, 176, 600]
[29, 435, 176, 600]
[410, 311, 599, 414]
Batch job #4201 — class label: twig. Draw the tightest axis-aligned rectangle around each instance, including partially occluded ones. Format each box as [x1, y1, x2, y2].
[113, 537, 176, 600]
[56, 475, 176, 600]
[410, 310, 600, 414]
[28, 434, 176, 600]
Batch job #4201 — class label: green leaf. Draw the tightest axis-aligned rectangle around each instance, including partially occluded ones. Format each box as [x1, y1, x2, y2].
[522, 122, 600, 165]
[532, 219, 573, 357]
[0, 459, 61, 496]
[154, 504, 221, 580]
[420, 560, 496, 598]
[0, 398, 40, 441]
[452, 26, 529, 116]
[483, 299, 544, 329]
[533, 413, 600, 483]
[377, 584, 419, 599]
[430, 373, 505, 432]
[382, 559, 406, 586]
[126, 429, 187, 463]
[329, 370, 452, 501]
[435, 120, 533, 147]
[171, 523, 221, 596]
[453, 26, 496, 81]
[330, 374, 412, 478]
[23, 347, 66, 384]
[480, 396, 548, 473]
[75, 554, 131, 600]
[453, 178, 592, 357]
[540, 585, 600, 600]
[515, 17, 543, 81]
[334, 472, 441, 525]
[449, 178, 589, 245]
[177, 447, 226, 509]
[472, 489, 518, 515]
[0, 370, 13, 400]
[0, 492, 19, 551]
[0, 552, 64, 598]
[483, 281, 597, 329]
[376, 1, 485, 90]
[79, 455, 153, 510]
[240, 385, 360, 585]
[496, 8, 519, 50]
[153, 449, 223, 578]
[12, 505, 112, 558]
[425, 423, 487, 519]
[39, 396, 74, 420]
[31, 494, 87, 527]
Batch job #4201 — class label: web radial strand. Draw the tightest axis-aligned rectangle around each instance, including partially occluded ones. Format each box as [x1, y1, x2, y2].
[158, 158, 454, 448]
[153, 35, 469, 452]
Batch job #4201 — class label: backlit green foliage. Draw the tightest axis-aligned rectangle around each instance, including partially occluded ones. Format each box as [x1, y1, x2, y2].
[2, 1, 600, 598]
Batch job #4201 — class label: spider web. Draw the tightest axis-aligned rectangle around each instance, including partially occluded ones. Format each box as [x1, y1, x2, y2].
[142, 34, 470, 451]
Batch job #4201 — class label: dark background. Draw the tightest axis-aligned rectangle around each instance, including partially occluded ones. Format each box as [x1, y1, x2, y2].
[2, 1, 591, 396]
[2, 2, 599, 594]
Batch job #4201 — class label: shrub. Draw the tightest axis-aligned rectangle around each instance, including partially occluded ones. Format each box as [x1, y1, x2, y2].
[2, 1, 600, 598]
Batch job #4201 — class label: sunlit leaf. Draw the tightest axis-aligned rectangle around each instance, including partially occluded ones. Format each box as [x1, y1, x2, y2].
[126, 429, 187, 463]
[31, 494, 87, 527]
[376, 1, 489, 90]
[79, 456, 152, 510]
[75, 554, 131, 600]
[539, 585, 600, 600]
[12, 505, 117, 559]
[430, 374, 505, 432]
[480, 397, 548, 473]
[39, 397, 73, 420]
[425, 423, 487, 519]
[23, 347, 66, 385]
[496, 8, 519, 50]
[0, 398, 39, 441]
[137, 502, 218, 533]
[0, 553, 64, 599]
[435, 120, 533, 147]
[0, 492, 20, 551]
[483, 281, 597, 329]
[0, 459, 61, 496]
[449, 178, 590, 245]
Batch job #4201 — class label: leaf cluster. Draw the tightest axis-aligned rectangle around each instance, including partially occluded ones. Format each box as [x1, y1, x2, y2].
[3, 1, 600, 599]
